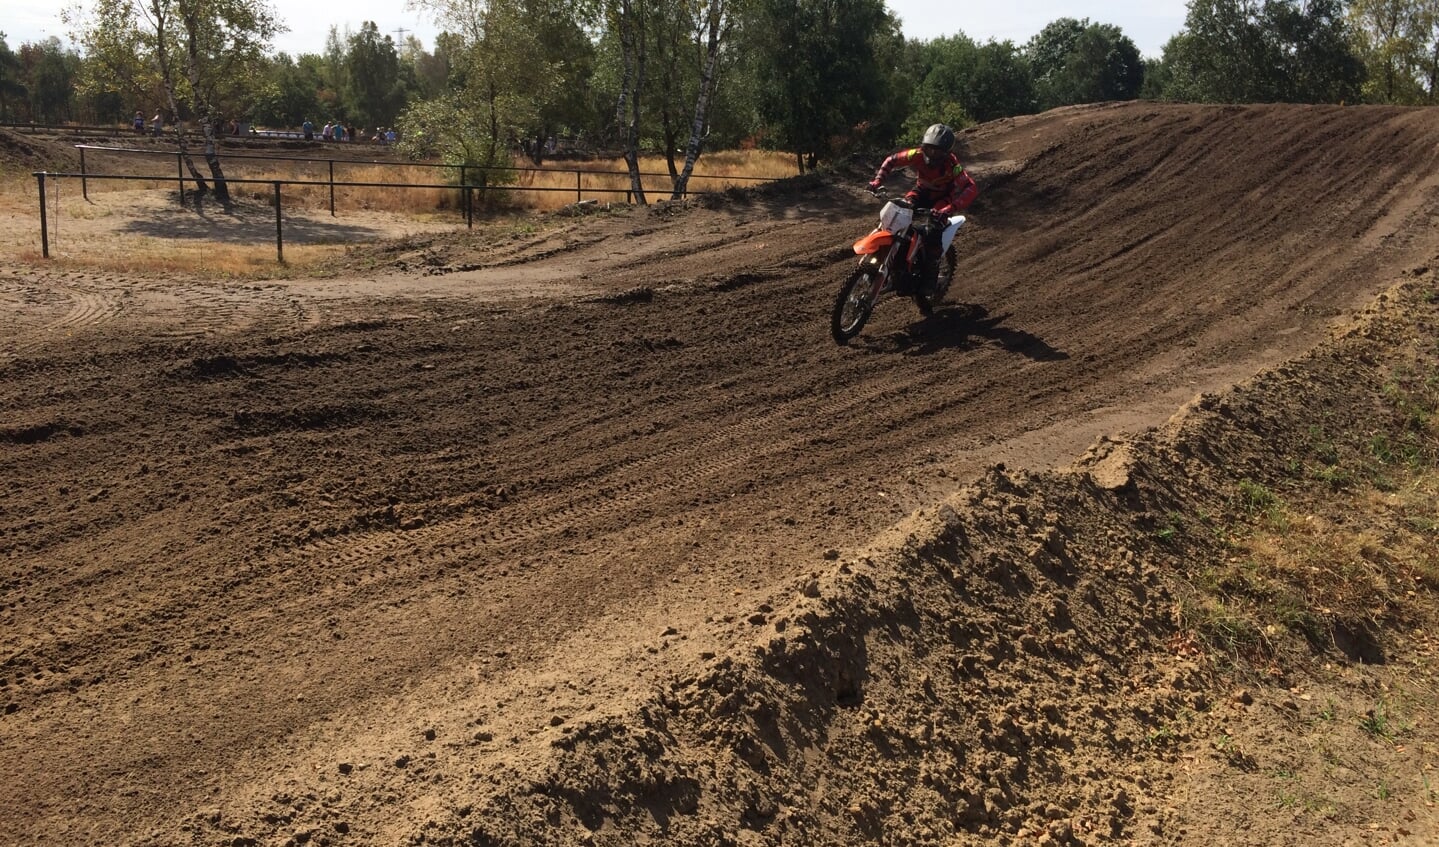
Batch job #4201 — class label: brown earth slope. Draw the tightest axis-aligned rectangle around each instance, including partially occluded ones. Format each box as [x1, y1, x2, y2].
[0, 103, 1436, 846]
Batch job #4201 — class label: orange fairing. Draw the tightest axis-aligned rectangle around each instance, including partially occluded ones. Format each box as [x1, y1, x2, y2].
[853, 230, 894, 255]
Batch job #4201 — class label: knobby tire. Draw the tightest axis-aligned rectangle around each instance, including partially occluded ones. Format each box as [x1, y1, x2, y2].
[831, 264, 879, 345]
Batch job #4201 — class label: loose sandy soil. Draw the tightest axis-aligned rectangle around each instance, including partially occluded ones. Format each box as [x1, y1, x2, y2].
[1, 103, 1436, 846]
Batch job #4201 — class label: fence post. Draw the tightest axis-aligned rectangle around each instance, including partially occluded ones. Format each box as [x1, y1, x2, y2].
[80, 147, 88, 201]
[177, 153, 185, 206]
[465, 185, 473, 230]
[576, 170, 582, 203]
[274, 181, 284, 263]
[460, 165, 468, 228]
[37, 173, 50, 259]
[328, 160, 335, 217]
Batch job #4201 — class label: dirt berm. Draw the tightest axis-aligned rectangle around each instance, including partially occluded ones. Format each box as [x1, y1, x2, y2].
[1, 103, 1436, 846]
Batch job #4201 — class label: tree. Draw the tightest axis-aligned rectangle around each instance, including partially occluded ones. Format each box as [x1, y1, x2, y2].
[1026, 19, 1144, 108]
[21, 38, 82, 123]
[614, 0, 653, 197]
[1348, 0, 1434, 102]
[405, 33, 452, 102]
[251, 52, 325, 127]
[966, 39, 1040, 121]
[1269, 0, 1366, 102]
[746, 0, 896, 171]
[647, 0, 745, 198]
[344, 22, 405, 130]
[0, 35, 27, 121]
[1159, 0, 1363, 104]
[524, 0, 599, 162]
[1026, 17, 1088, 99]
[404, 0, 588, 178]
[902, 34, 1035, 136]
[670, 0, 733, 197]
[67, 0, 282, 203]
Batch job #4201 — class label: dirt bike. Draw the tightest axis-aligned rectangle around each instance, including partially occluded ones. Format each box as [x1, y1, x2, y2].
[830, 190, 965, 345]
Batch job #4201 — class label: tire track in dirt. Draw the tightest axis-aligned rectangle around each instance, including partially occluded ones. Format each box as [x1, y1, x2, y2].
[4, 306, 978, 794]
[4, 345, 933, 690]
[0, 274, 126, 357]
[0, 272, 332, 359]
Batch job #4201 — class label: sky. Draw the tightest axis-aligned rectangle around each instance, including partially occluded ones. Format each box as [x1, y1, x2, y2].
[3, 0, 1189, 59]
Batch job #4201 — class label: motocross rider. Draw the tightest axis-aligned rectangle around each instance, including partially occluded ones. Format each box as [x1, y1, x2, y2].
[867, 123, 978, 291]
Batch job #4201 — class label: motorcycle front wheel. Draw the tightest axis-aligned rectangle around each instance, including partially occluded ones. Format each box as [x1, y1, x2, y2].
[831, 262, 881, 345]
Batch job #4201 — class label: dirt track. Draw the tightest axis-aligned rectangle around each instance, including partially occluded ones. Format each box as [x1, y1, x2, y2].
[3, 102, 1439, 845]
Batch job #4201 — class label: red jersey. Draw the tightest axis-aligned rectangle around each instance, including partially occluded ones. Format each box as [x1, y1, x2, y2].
[873, 148, 978, 216]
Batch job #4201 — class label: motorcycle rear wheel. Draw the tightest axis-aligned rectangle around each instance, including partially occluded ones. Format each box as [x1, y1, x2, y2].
[831, 263, 880, 345]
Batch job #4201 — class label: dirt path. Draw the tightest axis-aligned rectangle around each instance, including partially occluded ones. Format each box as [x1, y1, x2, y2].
[2, 103, 1438, 845]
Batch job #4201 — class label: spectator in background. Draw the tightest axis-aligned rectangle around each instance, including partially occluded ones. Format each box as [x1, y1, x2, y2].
[151, 113, 163, 136]
[133, 111, 145, 133]
[302, 119, 314, 141]
[386, 128, 397, 144]
[322, 121, 333, 141]
[333, 123, 346, 142]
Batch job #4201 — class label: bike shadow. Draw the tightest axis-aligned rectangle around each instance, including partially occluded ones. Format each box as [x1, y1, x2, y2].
[858, 303, 1070, 361]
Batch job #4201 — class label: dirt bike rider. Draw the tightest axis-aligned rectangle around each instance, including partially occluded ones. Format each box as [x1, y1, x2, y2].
[867, 123, 978, 292]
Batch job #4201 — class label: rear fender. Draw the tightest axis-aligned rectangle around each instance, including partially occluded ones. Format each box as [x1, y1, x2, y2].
[853, 230, 894, 255]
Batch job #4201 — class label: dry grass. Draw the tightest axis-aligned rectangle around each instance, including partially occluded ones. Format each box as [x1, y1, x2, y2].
[246, 149, 798, 214]
[1179, 343, 1439, 665]
[2, 184, 455, 277]
[505, 150, 799, 211]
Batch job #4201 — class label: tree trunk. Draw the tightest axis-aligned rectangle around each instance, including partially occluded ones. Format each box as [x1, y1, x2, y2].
[165, 98, 210, 201]
[180, 3, 228, 203]
[617, 0, 648, 205]
[671, 0, 725, 200]
[662, 122, 679, 182]
[150, 0, 208, 198]
[201, 125, 231, 205]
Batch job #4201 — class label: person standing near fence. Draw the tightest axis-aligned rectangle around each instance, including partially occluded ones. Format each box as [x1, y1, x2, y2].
[133, 111, 145, 133]
[151, 113, 163, 136]
[303, 119, 314, 141]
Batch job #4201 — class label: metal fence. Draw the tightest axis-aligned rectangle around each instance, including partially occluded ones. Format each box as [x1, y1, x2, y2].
[69, 144, 775, 217]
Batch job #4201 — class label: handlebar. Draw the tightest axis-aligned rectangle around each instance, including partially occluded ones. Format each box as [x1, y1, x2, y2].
[865, 183, 954, 225]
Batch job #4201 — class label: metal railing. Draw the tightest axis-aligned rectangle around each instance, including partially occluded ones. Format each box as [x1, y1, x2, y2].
[2, 120, 148, 136]
[70, 144, 777, 216]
